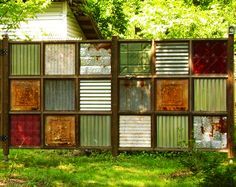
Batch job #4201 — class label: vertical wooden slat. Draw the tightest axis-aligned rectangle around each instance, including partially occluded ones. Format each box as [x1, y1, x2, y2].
[111, 36, 119, 156]
[227, 27, 235, 158]
[2, 35, 9, 160]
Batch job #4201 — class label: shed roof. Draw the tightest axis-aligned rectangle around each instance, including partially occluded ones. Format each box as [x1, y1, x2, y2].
[56, 0, 102, 39]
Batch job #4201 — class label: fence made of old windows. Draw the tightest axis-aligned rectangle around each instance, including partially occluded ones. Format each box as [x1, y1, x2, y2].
[0, 36, 234, 157]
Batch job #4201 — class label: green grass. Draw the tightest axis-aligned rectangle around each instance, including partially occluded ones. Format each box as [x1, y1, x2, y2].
[0, 149, 235, 186]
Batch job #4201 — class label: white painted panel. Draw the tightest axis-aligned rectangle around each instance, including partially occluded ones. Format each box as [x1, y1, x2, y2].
[119, 116, 151, 148]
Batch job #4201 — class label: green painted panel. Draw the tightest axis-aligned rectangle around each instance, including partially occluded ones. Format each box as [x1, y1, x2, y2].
[157, 116, 188, 148]
[80, 115, 111, 147]
[194, 79, 226, 112]
[120, 42, 151, 75]
[10, 44, 40, 75]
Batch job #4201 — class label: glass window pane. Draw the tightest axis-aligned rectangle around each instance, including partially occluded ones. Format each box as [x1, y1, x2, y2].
[120, 79, 151, 112]
[157, 116, 188, 148]
[156, 79, 188, 111]
[194, 116, 227, 149]
[10, 44, 40, 75]
[119, 115, 151, 148]
[156, 42, 189, 75]
[45, 80, 75, 111]
[11, 80, 40, 111]
[45, 44, 75, 75]
[80, 115, 111, 146]
[194, 79, 226, 112]
[10, 115, 41, 147]
[120, 43, 151, 75]
[192, 41, 227, 74]
[45, 116, 75, 146]
[80, 43, 111, 74]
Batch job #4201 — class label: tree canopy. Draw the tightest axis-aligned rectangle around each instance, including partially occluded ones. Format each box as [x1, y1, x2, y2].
[0, 0, 51, 32]
[84, 0, 236, 39]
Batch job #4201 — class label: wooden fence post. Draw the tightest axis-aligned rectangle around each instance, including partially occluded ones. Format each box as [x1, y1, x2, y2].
[111, 36, 119, 156]
[1, 35, 9, 161]
[227, 26, 235, 159]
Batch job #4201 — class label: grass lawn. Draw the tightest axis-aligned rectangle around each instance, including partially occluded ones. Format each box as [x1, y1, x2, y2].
[0, 149, 235, 186]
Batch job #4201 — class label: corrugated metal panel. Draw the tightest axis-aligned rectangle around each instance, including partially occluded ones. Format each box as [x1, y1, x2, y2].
[194, 79, 226, 111]
[156, 79, 188, 111]
[120, 43, 151, 75]
[10, 115, 41, 147]
[119, 115, 151, 148]
[45, 116, 75, 146]
[10, 44, 40, 75]
[157, 116, 188, 148]
[10, 80, 40, 111]
[80, 43, 111, 74]
[120, 80, 151, 112]
[45, 44, 75, 75]
[80, 80, 111, 111]
[194, 116, 227, 149]
[45, 80, 75, 111]
[156, 42, 189, 75]
[80, 115, 111, 146]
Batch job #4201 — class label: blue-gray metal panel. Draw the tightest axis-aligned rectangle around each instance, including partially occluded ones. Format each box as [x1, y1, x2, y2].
[45, 80, 75, 110]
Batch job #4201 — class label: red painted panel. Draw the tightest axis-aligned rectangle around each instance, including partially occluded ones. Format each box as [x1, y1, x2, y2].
[10, 115, 41, 147]
[192, 41, 227, 74]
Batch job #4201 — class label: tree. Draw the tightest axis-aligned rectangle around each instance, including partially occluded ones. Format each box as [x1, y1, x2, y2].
[0, 0, 51, 32]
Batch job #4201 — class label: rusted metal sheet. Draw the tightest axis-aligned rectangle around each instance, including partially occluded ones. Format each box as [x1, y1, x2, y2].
[45, 116, 75, 146]
[10, 115, 41, 147]
[10, 44, 40, 75]
[80, 43, 111, 74]
[194, 116, 227, 148]
[194, 79, 226, 111]
[192, 40, 227, 74]
[120, 80, 151, 112]
[120, 42, 151, 75]
[11, 80, 40, 111]
[157, 116, 188, 148]
[156, 79, 188, 111]
[156, 42, 189, 75]
[45, 44, 75, 75]
[119, 115, 151, 147]
[45, 80, 75, 111]
[80, 80, 111, 111]
[80, 115, 111, 146]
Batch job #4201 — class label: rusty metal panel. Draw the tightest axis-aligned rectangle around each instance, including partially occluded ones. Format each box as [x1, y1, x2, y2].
[80, 43, 111, 74]
[45, 80, 75, 111]
[80, 80, 111, 111]
[156, 42, 189, 75]
[156, 79, 188, 111]
[80, 115, 111, 146]
[45, 115, 75, 146]
[194, 116, 227, 148]
[192, 40, 227, 74]
[10, 44, 40, 75]
[45, 44, 75, 75]
[10, 115, 41, 147]
[194, 79, 226, 111]
[119, 115, 151, 148]
[157, 116, 188, 148]
[120, 42, 151, 75]
[120, 80, 151, 112]
[11, 80, 40, 111]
